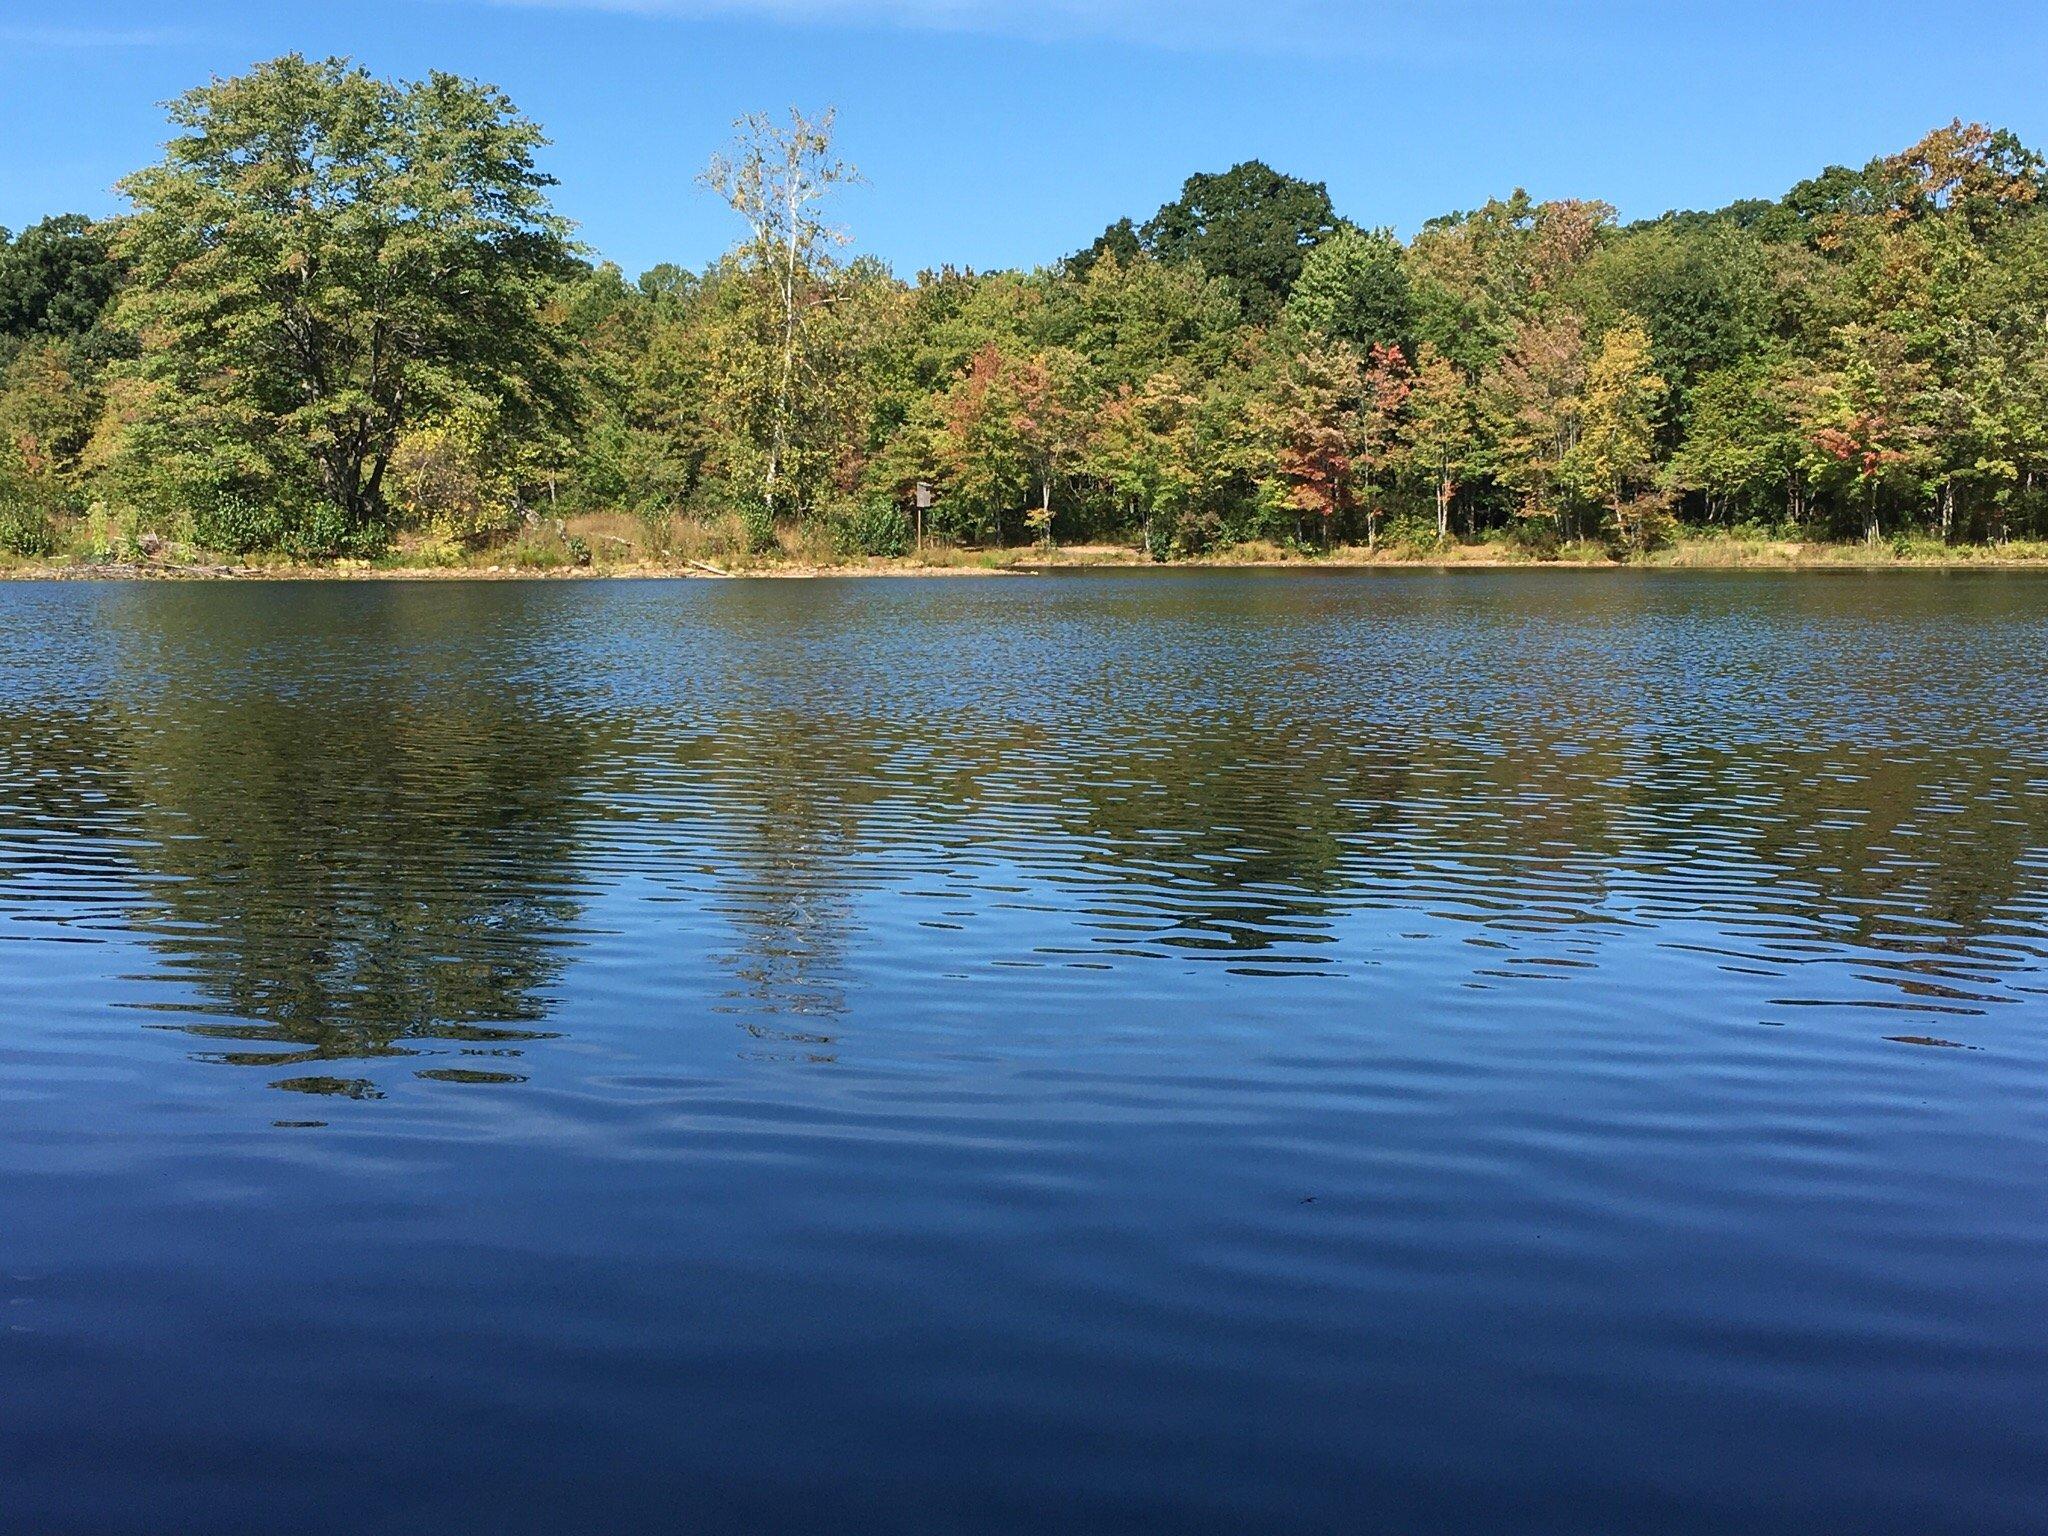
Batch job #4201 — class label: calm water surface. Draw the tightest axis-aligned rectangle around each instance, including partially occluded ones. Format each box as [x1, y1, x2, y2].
[2, 570, 2045, 1533]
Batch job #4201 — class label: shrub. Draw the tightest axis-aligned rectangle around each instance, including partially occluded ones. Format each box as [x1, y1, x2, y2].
[1144, 512, 1176, 562]
[738, 500, 777, 555]
[1501, 515, 1562, 557]
[1722, 518, 1783, 544]
[283, 500, 388, 560]
[0, 499, 56, 557]
[387, 424, 518, 544]
[1613, 491, 1679, 555]
[191, 490, 286, 555]
[1378, 512, 1443, 554]
[1173, 508, 1226, 557]
[832, 500, 910, 558]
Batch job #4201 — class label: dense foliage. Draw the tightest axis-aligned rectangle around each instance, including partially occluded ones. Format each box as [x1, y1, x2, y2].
[9, 57, 2048, 561]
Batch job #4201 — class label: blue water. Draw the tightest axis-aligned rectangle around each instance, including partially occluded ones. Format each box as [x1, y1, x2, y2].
[2, 571, 2045, 1533]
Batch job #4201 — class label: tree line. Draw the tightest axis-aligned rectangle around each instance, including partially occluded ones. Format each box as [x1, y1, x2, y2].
[4, 54, 2048, 563]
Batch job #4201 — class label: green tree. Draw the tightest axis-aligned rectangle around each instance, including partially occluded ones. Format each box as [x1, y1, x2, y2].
[110, 54, 575, 549]
[1577, 219, 1774, 435]
[1041, 251, 1239, 394]
[1140, 161, 1341, 321]
[1670, 359, 1808, 524]
[1286, 226, 1414, 350]
[0, 215, 119, 347]
[1086, 367, 1200, 555]
[1068, 216, 1143, 278]
[1397, 342, 1481, 540]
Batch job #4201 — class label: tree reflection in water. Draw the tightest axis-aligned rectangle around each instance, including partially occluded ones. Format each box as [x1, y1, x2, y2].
[101, 583, 597, 1090]
[0, 573, 2042, 1104]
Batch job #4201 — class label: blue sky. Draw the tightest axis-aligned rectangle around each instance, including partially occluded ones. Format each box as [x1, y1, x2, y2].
[4, 2, 2046, 279]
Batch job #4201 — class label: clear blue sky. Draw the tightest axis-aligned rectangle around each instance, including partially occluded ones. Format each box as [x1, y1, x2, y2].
[4, 2, 2046, 280]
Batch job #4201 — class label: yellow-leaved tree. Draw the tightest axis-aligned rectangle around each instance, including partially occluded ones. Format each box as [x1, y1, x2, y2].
[1570, 318, 1668, 550]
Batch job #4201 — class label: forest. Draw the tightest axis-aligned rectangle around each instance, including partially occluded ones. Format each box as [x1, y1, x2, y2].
[4, 53, 2048, 568]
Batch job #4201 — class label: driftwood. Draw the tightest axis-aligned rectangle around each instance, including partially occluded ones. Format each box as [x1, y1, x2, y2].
[682, 558, 732, 578]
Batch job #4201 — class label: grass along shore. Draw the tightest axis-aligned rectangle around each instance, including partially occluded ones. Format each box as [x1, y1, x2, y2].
[6, 512, 2048, 580]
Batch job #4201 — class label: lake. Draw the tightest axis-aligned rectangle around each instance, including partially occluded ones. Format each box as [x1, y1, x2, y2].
[2, 569, 2045, 1534]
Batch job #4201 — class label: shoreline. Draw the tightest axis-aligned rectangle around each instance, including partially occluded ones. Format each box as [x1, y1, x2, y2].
[8, 543, 2048, 581]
